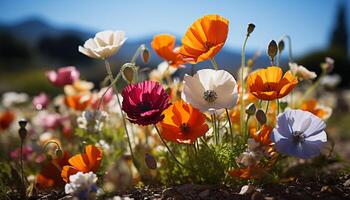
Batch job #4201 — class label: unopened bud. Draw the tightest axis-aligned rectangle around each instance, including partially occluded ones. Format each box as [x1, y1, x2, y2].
[121, 63, 136, 83]
[247, 23, 255, 36]
[268, 40, 278, 62]
[141, 46, 150, 64]
[18, 119, 28, 129]
[145, 153, 157, 169]
[255, 109, 267, 125]
[247, 59, 254, 68]
[279, 102, 288, 111]
[55, 148, 63, 158]
[245, 103, 256, 116]
[278, 40, 285, 53]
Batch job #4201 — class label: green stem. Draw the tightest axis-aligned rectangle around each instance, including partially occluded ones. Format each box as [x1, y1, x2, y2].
[130, 44, 145, 64]
[300, 69, 326, 103]
[240, 35, 249, 136]
[210, 58, 219, 70]
[20, 141, 25, 187]
[225, 109, 233, 144]
[104, 60, 137, 167]
[277, 99, 280, 115]
[265, 101, 270, 114]
[154, 125, 184, 168]
[244, 115, 251, 141]
[280, 35, 293, 63]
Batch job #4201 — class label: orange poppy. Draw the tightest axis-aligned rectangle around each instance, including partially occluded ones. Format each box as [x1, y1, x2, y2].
[300, 99, 332, 120]
[250, 124, 273, 146]
[151, 34, 185, 67]
[36, 152, 70, 189]
[247, 66, 298, 101]
[0, 111, 15, 131]
[64, 95, 92, 111]
[160, 100, 208, 144]
[61, 145, 102, 182]
[180, 14, 229, 64]
[228, 166, 265, 179]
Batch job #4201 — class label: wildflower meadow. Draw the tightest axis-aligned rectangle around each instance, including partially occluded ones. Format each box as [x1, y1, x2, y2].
[1, 5, 350, 200]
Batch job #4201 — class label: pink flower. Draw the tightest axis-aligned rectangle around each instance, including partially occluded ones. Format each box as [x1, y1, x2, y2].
[46, 66, 80, 87]
[33, 93, 50, 110]
[122, 81, 170, 126]
[92, 87, 114, 109]
[10, 146, 33, 160]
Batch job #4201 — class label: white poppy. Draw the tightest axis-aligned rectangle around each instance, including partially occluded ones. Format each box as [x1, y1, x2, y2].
[79, 30, 127, 59]
[289, 62, 317, 81]
[181, 69, 238, 113]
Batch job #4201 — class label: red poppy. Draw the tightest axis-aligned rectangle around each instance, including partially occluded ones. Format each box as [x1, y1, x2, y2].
[0, 111, 15, 131]
[121, 80, 170, 126]
[36, 152, 70, 189]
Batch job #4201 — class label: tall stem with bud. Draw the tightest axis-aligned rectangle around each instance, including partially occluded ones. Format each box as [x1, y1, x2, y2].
[240, 23, 255, 138]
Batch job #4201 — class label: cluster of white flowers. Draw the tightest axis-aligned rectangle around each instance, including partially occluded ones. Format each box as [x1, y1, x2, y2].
[2, 92, 29, 108]
[77, 110, 109, 133]
[96, 140, 111, 152]
[107, 196, 134, 200]
[65, 172, 99, 200]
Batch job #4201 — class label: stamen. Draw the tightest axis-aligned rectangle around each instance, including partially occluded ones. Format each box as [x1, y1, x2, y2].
[203, 90, 217, 103]
[292, 131, 306, 143]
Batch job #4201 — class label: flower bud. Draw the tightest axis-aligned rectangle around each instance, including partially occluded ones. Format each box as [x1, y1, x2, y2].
[141, 46, 150, 64]
[18, 119, 28, 129]
[247, 59, 254, 68]
[247, 23, 255, 36]
[255, 109, 267, 125]
[268, 40, 278, 62]
[245, 103, 256, 116]
[121, 63, 136, 84]
[145, 153, 157, 169]
[278, 40, 285, 53]
[55, 148, 63, 158]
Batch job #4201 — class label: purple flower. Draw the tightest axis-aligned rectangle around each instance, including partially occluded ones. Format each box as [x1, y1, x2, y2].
[271, 109, 327, 159]
[33, 93, 50, 110]
[46, 66, 80, 87]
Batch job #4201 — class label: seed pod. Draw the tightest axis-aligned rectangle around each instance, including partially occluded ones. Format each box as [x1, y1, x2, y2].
[18, 119, 28, 129]
[245, 103, 256, 116]
[141, 46, 150, 64]
[278, 40, 285, 53]
[121, 63, 136, 84]
[247, 23, 256, 36]
[255, 109, 267, 125]
[268, 40, 278, 62]
[145, 153, 157, 169]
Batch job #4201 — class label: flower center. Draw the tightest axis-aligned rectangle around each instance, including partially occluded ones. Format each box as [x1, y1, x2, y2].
[138, 103, 151, 112]
[203, 90, 217, 103]
[180, 123, 190, 133]
[204, 41, 215, 50]
[292, 131, 306, 143]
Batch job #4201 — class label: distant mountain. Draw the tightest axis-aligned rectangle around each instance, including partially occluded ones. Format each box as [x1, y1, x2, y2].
[0, 17, 276, 74]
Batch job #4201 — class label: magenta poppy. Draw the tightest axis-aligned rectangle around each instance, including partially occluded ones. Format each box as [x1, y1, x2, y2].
[122, 80, 170, 126]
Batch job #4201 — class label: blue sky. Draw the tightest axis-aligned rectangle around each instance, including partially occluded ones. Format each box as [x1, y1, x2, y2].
[0, 0, 348, 56]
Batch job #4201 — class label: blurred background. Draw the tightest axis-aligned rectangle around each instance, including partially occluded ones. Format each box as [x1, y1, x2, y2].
[0, 0, 349, 94]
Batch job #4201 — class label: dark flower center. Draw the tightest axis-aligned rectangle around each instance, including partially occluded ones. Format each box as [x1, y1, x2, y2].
[204, 41, 215, 50]
[292, 131, 306, 143]
[203, 90, 217, 103]
[137, 102, 152, 112]
[180, 123, 190, 133]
